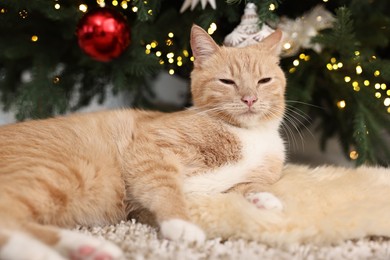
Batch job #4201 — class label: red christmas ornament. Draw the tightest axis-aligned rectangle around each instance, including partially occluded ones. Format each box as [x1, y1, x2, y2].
[77, 8, 131, 62]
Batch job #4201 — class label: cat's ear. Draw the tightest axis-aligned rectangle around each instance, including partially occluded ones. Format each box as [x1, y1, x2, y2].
[190, 25, 219, 67]
[259, 29, 283, 56]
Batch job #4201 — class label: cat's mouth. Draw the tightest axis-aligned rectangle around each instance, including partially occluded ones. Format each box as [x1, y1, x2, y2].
[240, 109, 258, 116]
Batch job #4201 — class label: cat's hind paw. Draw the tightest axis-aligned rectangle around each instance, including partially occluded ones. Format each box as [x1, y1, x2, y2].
[57, 230, 124, 260]
[0, 232, 67, 260]
[160, 219, 206, 245]
[246, 192, 283, 211]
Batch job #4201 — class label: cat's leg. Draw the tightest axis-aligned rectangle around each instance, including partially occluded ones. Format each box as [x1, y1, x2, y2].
[226, 157, 284, 211]
[132, 171, 205, 243]
[124, 149, 205, 244]
[0, 229, 66, 260]
[24, 222, 124, 260]
[0, 222, 123, 260]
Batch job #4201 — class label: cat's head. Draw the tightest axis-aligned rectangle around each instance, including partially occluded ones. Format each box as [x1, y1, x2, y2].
[190, 25, 286, 129]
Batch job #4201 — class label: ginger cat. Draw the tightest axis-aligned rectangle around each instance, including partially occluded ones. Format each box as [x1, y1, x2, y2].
[0, 25, 286, 259]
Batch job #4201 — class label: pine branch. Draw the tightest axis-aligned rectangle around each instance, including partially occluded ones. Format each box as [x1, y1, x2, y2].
[314, 7, 358, 59]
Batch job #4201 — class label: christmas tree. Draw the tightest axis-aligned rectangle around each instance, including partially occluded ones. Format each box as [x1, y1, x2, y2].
[0, 0, 389, 165]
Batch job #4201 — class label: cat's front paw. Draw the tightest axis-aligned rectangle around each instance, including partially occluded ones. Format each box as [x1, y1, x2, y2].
[160, 219, 206, 245]
[246, 192, 283, 211]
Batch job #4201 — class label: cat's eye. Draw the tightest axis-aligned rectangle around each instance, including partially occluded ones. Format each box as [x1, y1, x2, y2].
[219, 79, 236, 85]
[258, 77, 272, 84]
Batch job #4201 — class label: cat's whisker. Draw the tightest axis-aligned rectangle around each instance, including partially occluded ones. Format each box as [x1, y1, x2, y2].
[285, 105, 311, 123]
[283, 115, 305, 150]
[263, 108, 300, 151]
[285, 100, 323, 110]
[279, 119, 298, 151]
[284, 106, 315, 141]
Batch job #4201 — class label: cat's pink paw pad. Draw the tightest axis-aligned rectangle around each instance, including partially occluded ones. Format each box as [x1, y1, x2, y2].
[78, 245, 95, 256]
[70, 245, 120, 260]
[246, 192, 283, 211]
[57, 230, 123, 260]
[70, 246, 96, 260]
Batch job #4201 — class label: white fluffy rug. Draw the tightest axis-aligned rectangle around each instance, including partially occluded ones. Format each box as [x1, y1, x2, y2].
[76, 220, 390, 259]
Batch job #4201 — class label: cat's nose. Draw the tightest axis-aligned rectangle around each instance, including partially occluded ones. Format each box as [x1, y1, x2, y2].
[241, 96, 258, 107]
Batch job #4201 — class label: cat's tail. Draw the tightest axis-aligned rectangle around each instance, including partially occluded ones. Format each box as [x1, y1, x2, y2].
[0, 220, 124, 260]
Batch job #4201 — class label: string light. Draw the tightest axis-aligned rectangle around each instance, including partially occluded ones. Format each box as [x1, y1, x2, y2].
[269, 4, 276, 11]
[324, 53, 389, 112]
[165, 39, 173, 46]
[97, 0, 106, 7]
[352, 81, 360, 92]
[355, 65, 362, 75]
[54, 3, 61, 9]
[79, 4, 88, 12]
[349, 150, 359, 160]
[208, 23, 217, 35]
[327, 57, 343, 71]
[283, 43, 292, 50]
[288, 53, 311, 74]
[53, 76, 60, 84]
[132, 6, 138, 12]
[31, 35, 38, 42]
[384, 98, 390, 107]
[121, 1, 128, 9]
[298, 53, 311, 61]
[112, 0, 118, 6]
[168, 69, 175, 75]
[168, 32, 174, 38]
[337, 100, 346, 109]
[150, 41, 157, 48]
[19, 10, 28, 18]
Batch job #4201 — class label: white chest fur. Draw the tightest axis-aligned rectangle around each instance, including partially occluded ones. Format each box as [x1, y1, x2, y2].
[183, 121, 285, 194]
